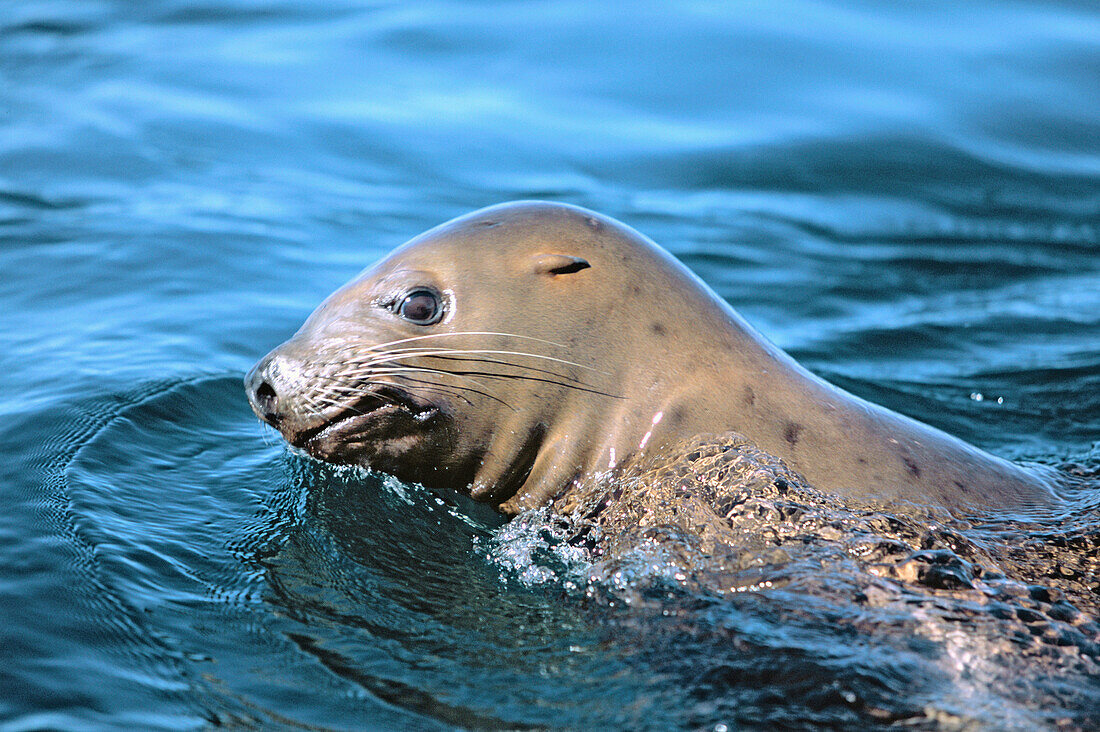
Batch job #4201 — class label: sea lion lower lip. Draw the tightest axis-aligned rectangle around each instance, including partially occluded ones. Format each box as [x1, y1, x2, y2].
[290, 393, 435, 449]
[290, 402, 394, 449]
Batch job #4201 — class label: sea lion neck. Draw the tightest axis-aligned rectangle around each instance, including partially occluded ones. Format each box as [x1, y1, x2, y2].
[497, 298, 794, 512]
[661, 324, 1057, 514]
[505, 290, 1056, 516]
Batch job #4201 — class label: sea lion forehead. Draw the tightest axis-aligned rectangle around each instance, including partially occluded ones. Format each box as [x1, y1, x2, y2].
[450, 200, 618, 240]
[399, 201, 655, 264]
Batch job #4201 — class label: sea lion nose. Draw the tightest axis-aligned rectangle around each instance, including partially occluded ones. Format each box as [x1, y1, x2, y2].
[244, 356, 283, 427]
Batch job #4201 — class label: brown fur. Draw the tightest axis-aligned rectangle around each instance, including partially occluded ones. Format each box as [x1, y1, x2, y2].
[246, 202, 1061, 516]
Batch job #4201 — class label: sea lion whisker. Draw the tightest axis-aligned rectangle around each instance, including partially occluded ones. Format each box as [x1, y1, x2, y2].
[334, 357, 619, 399]
[293, 388, 328, 417]
[383, 373, 515, 410]
[376, 381, 477, 408]
[354, 352, 597, 385]
[411, 354, 605, 387]
[362, 330, 573, 354]
[306, 374, 420, 408]
[359, 347, 608, 375]
[322, 369, 515, 411]
[257, 420, 278, 448]
[337, 357, 594, 395]
[312, 389, 410, 416]
[321, 367, 508, 407]
[309, 364, 513, 411]
[400, 366, 623, 399]
[335, 345, 607, 385]
[313, 364, 510, 402]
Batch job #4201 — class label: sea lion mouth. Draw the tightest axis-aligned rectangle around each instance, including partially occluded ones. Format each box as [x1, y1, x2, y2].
[288, 385, 440, 456]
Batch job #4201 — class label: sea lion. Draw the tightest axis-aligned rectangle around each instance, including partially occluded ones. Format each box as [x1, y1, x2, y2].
[245, 201, 1060, 515]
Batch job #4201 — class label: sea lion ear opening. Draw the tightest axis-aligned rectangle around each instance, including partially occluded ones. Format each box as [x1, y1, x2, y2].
[532, 254, 591, 276]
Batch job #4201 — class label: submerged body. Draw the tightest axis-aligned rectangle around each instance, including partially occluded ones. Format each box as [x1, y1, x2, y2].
[245, 202, 1059, 515]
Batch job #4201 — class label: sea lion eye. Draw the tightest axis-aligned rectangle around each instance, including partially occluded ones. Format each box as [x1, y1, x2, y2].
[396, 289, 443, 325]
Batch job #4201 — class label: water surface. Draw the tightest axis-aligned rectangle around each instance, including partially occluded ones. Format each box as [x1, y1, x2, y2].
[2, 1, 1099, 729]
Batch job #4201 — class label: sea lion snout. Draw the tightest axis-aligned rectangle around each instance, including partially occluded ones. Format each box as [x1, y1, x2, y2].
[244, 348, 323, 443]
[245, 326, 464, 479]
[244, 352, 286, 429]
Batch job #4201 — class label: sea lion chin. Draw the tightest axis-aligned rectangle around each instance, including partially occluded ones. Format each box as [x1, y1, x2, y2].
[245, 201, 1062, 516]
[297, 393, 441, 465]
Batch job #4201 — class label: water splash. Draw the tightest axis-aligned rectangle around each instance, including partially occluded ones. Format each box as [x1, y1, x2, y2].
[484, 432, 1100, 728]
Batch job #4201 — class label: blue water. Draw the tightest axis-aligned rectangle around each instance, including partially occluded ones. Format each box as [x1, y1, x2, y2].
[2, 1, 1099, 729]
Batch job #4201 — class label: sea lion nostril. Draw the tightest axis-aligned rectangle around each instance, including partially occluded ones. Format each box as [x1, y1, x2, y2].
[254, 380, 280, 425]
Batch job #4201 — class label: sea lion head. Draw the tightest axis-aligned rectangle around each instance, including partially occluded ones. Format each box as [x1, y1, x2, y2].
[246, 201, 739, 512]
